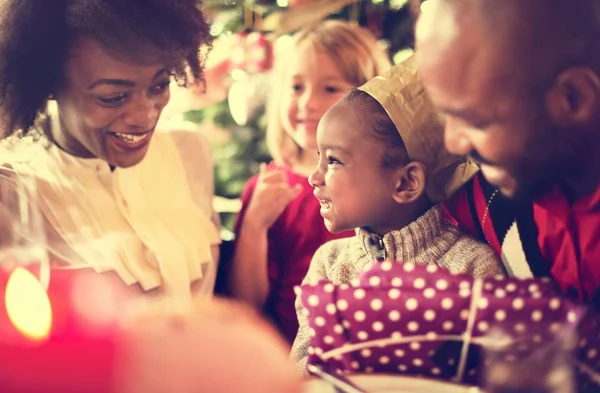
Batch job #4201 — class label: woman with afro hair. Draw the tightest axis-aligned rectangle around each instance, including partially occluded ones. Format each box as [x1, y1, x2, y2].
[0, 0, 222, 300]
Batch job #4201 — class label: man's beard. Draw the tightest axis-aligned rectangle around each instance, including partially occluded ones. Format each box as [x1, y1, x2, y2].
[505, 157, 572, 202]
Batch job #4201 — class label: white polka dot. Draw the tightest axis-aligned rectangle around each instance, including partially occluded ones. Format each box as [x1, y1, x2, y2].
[426, 265, 439, 273]
[528, 283, 539, 293]
[309, 328, 316, 337]
[505, 283, 517, 292]
[371, 298, 383, 311]
[361, 349, 372, 358]
[431, 367, 441, 375]
[381, 261, 393, 271]
[294, 286, 302, 296]
[324, 336, 334, 345]
[326, 303, 337, 315]
[436, 279, 449, 291]
[459, 281, 470, 289]
[351, 361, 360, 369]
[308, 295, 320, 307]
[459, 288, 471, 298]
[494, 288, 506, 298]
[342, 319, 351, 328]
[426, 332, 438, 340]
[408, 321, 420, 332]
[315, 317, 326, 327]
[350, 279, 361, 287]
[308, 347, 315, 355]
[369, 276, 381, 286]
[391, 331, 402, 339]
[392, 277, 403, 287]
[395, 349, 405, 357]
[314, 347, 323, 356]
[443, 321, 454, 331]
[406, 298, 418, 310]
[478, 321, 489, 332]
[495, 309, 507, 322]
[337, 299, 348, 311]
[334, 324, 344, 334]
[567, 311, 577, 323]
[588, 349, 597, 359]
[478, 297, 489, 309]
[365, 367, 374, 374]
[410, 342, 421, 351]
[354, 289, 366, 300]
[531, 292, 542, 299]
[413, 358, 423, 367]
[355, 311, 366, 322]
[484, 282, 494, 291]
[549, 298, 561, 310]
[324, 283, 335, 293]
[388, 288, 401, 299]
[514, 323, 526, 333]
[357, 331, 369, 340]
[373, 321, 385, 332]
[424, 288, 436, 299]
[414, 278, 426, 289]
[389, 310, 401, 321]
[380, 356, 390, 365]
[404, 263, 415, 272]
[533, 334, 543, 343]
[531, 310, 543, 322]
[460, 309, 470, 320]
[512, 298, 524, 310]
[424, 310, 436, 321]
[398, 364, 408, 372]
[441, 298, 454, 310]
[340, 284, 349, 290]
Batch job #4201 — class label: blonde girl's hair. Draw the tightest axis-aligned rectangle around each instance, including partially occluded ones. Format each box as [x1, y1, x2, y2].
[266, 20, 392, 166]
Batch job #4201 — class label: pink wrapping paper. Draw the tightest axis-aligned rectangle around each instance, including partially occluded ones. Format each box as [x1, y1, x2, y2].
[300, 261, 600, 389]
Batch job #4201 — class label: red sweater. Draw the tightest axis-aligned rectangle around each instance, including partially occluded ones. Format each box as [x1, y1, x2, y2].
[442, 172, 600, 302]
[234, 163, 354, 345]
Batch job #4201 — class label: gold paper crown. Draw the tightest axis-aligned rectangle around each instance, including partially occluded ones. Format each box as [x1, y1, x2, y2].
[357, 55, 479, 203]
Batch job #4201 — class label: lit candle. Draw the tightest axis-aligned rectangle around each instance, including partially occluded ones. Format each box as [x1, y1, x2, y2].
[0, 267, 124, 393]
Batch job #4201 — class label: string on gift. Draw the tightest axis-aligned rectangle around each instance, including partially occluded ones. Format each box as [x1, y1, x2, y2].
[454, 278, 483, 383]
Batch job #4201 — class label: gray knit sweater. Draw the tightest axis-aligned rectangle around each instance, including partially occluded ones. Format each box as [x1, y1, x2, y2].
[290, 205, 504, 373]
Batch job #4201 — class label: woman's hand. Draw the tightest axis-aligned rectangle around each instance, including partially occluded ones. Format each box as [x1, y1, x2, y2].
[244, 163, 302, 230]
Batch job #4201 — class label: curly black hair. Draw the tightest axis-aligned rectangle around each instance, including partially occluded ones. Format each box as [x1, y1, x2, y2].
[344, 89, 409, 170]
[0, 0, 212, 137]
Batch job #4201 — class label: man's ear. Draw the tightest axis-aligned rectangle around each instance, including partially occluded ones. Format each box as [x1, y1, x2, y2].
[546, 67, 600, 127]
[392, 161, 427, 204]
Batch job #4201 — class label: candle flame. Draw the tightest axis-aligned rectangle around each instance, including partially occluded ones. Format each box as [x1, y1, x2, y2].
[5, 267, 52, 340]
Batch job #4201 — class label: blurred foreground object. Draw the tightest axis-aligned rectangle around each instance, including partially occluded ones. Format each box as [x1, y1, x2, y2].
[116, 297, 303, 393]
[0, 268, 301, 393]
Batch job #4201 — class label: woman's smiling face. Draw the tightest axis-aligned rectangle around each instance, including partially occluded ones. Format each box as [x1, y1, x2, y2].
[55, 38, 172, 168]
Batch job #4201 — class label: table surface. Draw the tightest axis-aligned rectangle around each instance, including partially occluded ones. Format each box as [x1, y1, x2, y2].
[303, 374, 480, 393]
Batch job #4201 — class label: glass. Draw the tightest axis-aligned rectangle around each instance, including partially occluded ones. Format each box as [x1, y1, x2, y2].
[0, 169, 51, 341]
[483, 327, 576, 393]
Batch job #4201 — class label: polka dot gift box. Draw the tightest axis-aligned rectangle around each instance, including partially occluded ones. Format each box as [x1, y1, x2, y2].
[299, 261, 600, 389]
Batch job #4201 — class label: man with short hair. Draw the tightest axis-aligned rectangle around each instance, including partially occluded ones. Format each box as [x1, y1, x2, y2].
[414, 0, 600, 302]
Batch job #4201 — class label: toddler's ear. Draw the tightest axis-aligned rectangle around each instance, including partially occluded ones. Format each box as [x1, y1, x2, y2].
[392, 161, 427, 204]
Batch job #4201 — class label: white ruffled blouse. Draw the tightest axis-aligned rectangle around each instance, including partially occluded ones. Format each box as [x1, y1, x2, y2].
[1, 120, 221, 299]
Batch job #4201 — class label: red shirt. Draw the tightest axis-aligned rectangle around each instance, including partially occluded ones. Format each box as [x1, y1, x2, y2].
[234, 163, 354, 345]
[534, 185, 600, 300]
[443, 176, 600, 301]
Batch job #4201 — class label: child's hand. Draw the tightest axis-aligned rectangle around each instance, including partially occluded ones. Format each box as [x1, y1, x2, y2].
[244, 163, 302, 230]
